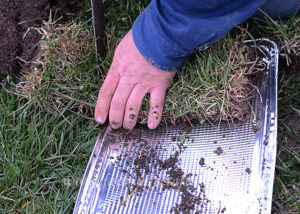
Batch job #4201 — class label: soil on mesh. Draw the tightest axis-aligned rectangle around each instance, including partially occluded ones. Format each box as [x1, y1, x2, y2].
[112, 127, 211, 213]
[214, 147, 223, 155]
[199, 157, 205, 166]
[0, 0, 85, 79]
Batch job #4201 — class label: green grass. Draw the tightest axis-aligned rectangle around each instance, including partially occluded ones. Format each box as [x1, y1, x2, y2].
[0, 85, 103, 213]
[272, 69, 300, 213]
[0, 0, 299, 213]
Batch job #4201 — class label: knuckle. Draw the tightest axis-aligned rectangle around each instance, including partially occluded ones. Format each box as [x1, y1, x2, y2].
[100, 88, 113, 98]
[126, 100, 139, 109]
[111, 99, 124, 109]
[95, 106, 104, 118]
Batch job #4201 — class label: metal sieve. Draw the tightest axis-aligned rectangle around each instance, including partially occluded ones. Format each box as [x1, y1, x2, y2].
[74, 39, 278, 214]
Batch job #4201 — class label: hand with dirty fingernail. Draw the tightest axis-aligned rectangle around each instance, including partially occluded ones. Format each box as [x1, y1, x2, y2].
[94, 30, 175, 129]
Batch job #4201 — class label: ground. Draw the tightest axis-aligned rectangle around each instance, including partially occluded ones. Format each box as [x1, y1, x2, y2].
[0, 0, 85, 79]
[0, 0, 299, 213]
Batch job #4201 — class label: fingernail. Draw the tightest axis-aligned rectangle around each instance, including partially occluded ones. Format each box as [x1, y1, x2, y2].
[149, 121, 155, 129]
[123, 124, 133, 130]
[96, 116, 103, 124]
[111, 121, 120, 129]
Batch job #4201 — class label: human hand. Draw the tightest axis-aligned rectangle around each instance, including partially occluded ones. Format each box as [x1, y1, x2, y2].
[94, 30, 175, 129]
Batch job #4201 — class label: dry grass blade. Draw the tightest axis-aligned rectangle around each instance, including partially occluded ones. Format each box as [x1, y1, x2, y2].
[13, 20, 99, 115]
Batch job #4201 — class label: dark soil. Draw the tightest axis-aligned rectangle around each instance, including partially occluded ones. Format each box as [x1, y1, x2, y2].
[0, 0, 85, 79]
[245, 168, 252, 175]
[199, 157, 205, 166]
[214, 147, 223, 155]
[280, 54, 300, 75]
[113, 127, 210, 213]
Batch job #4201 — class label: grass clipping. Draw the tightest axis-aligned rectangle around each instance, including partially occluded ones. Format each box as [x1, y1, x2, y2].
[14, 20, 264, 124]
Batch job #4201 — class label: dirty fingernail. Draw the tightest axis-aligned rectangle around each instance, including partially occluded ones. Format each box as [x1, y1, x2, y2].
[96, 116, 103, 124]
[123, 124, 133, 130]
[111, 121, 120, 129]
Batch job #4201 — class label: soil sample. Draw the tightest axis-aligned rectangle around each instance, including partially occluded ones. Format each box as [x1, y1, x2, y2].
[114, 128, 210, 213]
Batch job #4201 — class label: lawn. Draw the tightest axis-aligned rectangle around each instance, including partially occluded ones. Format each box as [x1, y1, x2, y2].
[0, 0, 299, 213]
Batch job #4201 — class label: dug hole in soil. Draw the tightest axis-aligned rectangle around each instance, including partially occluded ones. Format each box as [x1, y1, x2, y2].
[0, 0, 85, 79]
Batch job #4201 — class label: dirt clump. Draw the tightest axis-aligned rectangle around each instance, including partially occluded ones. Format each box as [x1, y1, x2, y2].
[246, 168, 252, 174]
[199, 157, 205, 166]
[0, 0, 85, 80]
[214, 147, 223, 155]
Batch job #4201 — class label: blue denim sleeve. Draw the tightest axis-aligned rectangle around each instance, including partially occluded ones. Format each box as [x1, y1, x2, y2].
[132, 0, 265, 71]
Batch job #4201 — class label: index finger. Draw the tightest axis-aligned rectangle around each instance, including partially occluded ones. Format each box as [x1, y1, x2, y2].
[95, 67, 120, 124]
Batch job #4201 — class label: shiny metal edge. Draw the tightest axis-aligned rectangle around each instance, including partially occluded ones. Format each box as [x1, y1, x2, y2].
[244, 38, 278, 214]
[73, 126, 114, 214]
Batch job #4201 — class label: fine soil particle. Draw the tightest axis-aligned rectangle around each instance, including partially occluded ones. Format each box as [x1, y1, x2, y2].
[0, 0, 85, 79]
[150, 178, 155, 187]
[199, 157, 205, 166]
[246, 168, 252, 174]
[129, 114, 135, 119]
[121, 169, 130, 175]
[221, 207, 227, 213]
[262, 158, 266, 170]
[214, 147, 223, 155]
